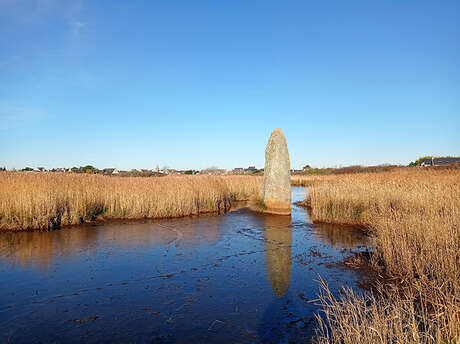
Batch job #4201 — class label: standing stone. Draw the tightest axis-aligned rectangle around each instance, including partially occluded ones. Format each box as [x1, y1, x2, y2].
[261, 128, 291, 215]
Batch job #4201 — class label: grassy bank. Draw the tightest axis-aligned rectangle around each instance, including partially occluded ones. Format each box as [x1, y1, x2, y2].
[302, 169, 459, 343]
[0, 172, 262, 231]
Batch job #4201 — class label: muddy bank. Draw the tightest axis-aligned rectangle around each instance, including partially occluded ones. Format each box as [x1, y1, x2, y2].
[2, 198, 252, 233]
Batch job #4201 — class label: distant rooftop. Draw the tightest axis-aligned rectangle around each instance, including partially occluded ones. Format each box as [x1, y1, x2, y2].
[421, 157, 460, 166]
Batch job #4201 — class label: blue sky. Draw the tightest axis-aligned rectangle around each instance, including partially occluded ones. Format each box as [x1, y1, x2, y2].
[1, 0, 459, 170]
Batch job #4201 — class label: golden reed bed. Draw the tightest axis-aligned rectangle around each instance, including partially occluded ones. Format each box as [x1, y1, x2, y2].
[295, 169, 459, 344]
[0, 172, 262, 231]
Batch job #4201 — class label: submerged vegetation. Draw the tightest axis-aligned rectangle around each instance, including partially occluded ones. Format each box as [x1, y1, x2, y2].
[298, 169, 459, 343]
[0, 173, 262, 231]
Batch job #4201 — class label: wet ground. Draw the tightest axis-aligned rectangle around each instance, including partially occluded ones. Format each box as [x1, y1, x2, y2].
[0, 187, 371, 343]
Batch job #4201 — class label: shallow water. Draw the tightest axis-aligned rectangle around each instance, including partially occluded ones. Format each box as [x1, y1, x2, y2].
[0, 187, 370, 343]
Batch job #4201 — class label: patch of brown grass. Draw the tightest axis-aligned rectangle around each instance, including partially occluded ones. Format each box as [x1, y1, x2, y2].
[291, 174, 336, 187]
[0, 172, 262, 231]
[315, 278, 459, 344]
[304, 169, 460, 343]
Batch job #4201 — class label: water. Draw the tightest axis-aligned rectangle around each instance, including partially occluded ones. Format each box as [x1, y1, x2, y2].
[0, 187, 370, 343]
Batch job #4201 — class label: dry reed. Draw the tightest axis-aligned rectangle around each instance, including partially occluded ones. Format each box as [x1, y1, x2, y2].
[298, 169, 460, 343]
[0, 172, 262, 231]
[292, 174, 328, 187]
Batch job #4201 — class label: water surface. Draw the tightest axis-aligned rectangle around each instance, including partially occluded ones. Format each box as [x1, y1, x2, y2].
[0, 187, 370, 343]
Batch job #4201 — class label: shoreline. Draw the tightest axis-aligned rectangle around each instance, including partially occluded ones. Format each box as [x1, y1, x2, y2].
[0, 199, 253, 233]
[0, 173, 262, 232]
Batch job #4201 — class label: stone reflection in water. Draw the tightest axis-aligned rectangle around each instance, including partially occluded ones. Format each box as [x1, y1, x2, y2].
[263, 215, 293, 297]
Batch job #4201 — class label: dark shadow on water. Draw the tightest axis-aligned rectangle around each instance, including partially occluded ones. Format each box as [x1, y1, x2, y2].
[258, 288, 314, 344]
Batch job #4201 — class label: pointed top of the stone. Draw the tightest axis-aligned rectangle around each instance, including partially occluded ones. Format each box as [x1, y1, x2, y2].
[271, 127, 284, 135]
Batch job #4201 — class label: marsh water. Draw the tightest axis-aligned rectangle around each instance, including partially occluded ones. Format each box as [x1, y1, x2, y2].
[0, 187, 370, 343]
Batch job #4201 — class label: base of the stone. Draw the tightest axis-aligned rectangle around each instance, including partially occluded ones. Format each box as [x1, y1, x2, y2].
[263, 208, 291, 216]
[264, 200, 292, 216]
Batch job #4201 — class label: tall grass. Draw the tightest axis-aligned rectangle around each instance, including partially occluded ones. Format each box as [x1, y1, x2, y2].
[291, 174, 337, 187]
[300, 169, 460, 343]
[0, 172, 262, 231]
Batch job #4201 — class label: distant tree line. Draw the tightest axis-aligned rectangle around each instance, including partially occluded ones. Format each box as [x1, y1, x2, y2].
[15, 165, 159, 177]
[184, 170, 199, 175]
[300, 156, 460, 175]
[3, 165, 204, 177]
[300, 164, 399, 175]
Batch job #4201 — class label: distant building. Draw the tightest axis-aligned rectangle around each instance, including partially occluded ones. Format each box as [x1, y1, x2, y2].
[244, 166, 257, 174]
[164, 169, 182, 175]
[291, 169, 303, 174]
[103, 168, 119, 175]
[201, 168, 226, 175]
[421, 157, 460, 166]
[103, 168, 115, 175]
[232, 168, 244, 174]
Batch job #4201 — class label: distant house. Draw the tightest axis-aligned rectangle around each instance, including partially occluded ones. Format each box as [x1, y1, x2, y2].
[244, 166, 257, 174]
[421, 157, 460, 167]
[165, 169, 180, 175]
[291, 169, 303, 175]
[232, 168, 244, 175]
[102, 168, 119, 175]
[201, 168, 226, 175]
